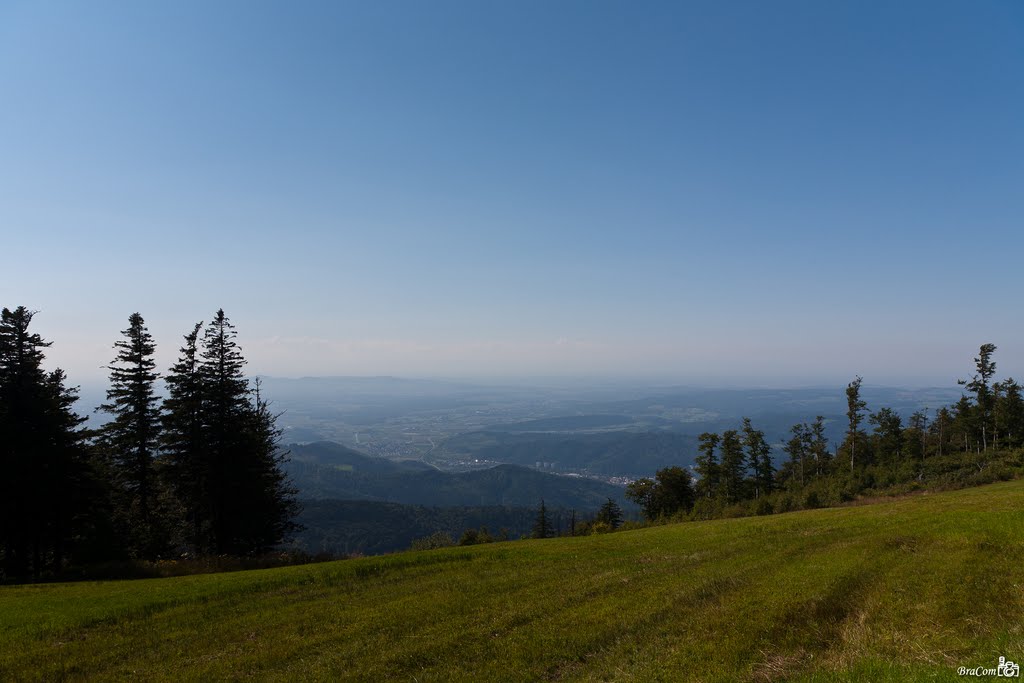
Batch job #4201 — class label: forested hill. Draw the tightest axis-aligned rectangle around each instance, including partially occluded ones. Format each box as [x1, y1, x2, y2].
[293, 501, 548, 556]
[284, 441, 631, 509]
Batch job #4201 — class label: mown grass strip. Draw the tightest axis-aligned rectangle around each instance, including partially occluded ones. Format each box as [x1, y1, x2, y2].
[1, 480, 1021, 681]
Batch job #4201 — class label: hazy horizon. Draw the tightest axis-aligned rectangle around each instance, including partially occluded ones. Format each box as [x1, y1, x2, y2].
[66, 363, 976, 394]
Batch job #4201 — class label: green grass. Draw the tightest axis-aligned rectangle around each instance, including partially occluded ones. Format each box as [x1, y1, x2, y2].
[3, 481, 1023, 681]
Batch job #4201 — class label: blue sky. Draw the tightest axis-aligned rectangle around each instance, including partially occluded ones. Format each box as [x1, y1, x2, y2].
[1, 1, 1022, 385]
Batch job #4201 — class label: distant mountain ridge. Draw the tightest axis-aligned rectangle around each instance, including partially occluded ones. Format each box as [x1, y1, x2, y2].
[483, 414, 637, 432]
[288, 440, 436, 474]
[438, 431, 697, 478]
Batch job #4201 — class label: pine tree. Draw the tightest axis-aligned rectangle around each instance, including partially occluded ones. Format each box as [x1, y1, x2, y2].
[0, 307, 98, 578]
[162, 322, 206, 551]
[531, 499, 553, 539]
[959, 343, 997, 451]
[626, 467, 696, 520]
[845, 376, 867, 472]
[96, 313, 169, 559]
[694, 432, 720, 499]
[809, 416, 831, 478]
[783, 423, 809, 488]
[741, 418, 774, 498]
[198, 310, 252, 554]
[952, 395, 975, 453]
[163, 311, 298, 556]
[994, 379, 1024, 448]
[718, 429, 746, 504]
[625, 477, 657, 517]
[595, 497, 624, 529]
[653, 466, 696, 516]
[906, 410, 928, 464]
[931, 407, 952, 457]
[868, 407, 903, 466]
[234, 378, 300, 553]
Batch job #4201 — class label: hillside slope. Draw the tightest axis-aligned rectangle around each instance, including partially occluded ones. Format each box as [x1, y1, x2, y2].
[285, 441, 631, 508]
[3, 481, 1023, 681]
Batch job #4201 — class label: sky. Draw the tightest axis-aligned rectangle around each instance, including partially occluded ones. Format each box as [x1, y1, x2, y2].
[1, 1, 1022, 387]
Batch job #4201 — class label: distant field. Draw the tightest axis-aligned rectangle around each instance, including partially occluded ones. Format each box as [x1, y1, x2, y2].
[2, 481, 1022, 681]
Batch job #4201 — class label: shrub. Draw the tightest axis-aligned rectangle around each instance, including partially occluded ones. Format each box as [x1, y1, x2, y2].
[410, 532, 455, 551]
[690, 497, 722, 521]
[803, 491, 821, 509]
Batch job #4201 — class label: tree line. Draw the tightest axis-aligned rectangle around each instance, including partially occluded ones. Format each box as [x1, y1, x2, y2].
[421, 496, 628, 550]
[0, 307, 299, 581]
[623, 344, 1024, 523]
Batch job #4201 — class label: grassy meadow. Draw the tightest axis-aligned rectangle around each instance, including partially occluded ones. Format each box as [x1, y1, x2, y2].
[2, 480, 1022, 681]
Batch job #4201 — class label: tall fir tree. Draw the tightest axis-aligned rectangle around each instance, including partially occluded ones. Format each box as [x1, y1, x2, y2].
[235, 378, 300, 553]
[164, 311, 298, 556]
[97, 313, 170, 559]
[162, 322, 206, 551]
[0, 307, 99, 578]
[198, 310, 251, 554]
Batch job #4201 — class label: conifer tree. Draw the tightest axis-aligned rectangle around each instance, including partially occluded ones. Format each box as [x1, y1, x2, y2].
[625, 477, 656, 517]
[694, 432, 720, 499]
[717, 429, 746, 503]
[235, 377, 300, 553]
[809, 416, 831, 478]
[845, 376, 867, 472]
[97, 313, 169, 559]
[869, 407, 903, 466]
[959, 343, 997, 451]
[994, 379, 1024, 448]
[783, 423, 809, 488]
[653, 466, 696, 516]
[162, 322, 206, 550]
[163, 311, 298, 556]
[906, 410, 928, 464]
[0, 307, 98, 577]
[595, 497, 624, 529]
[931, 407, 952, 457]
[198, 310, 252, 554]
[741, 418, 774, 498]
[531, 499, 553, 539]
[626, 467, 696, 520]
[952, 395, 975, 453]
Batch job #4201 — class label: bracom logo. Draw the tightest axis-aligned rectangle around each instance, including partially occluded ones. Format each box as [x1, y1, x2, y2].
[958, 656, 1020, 678]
